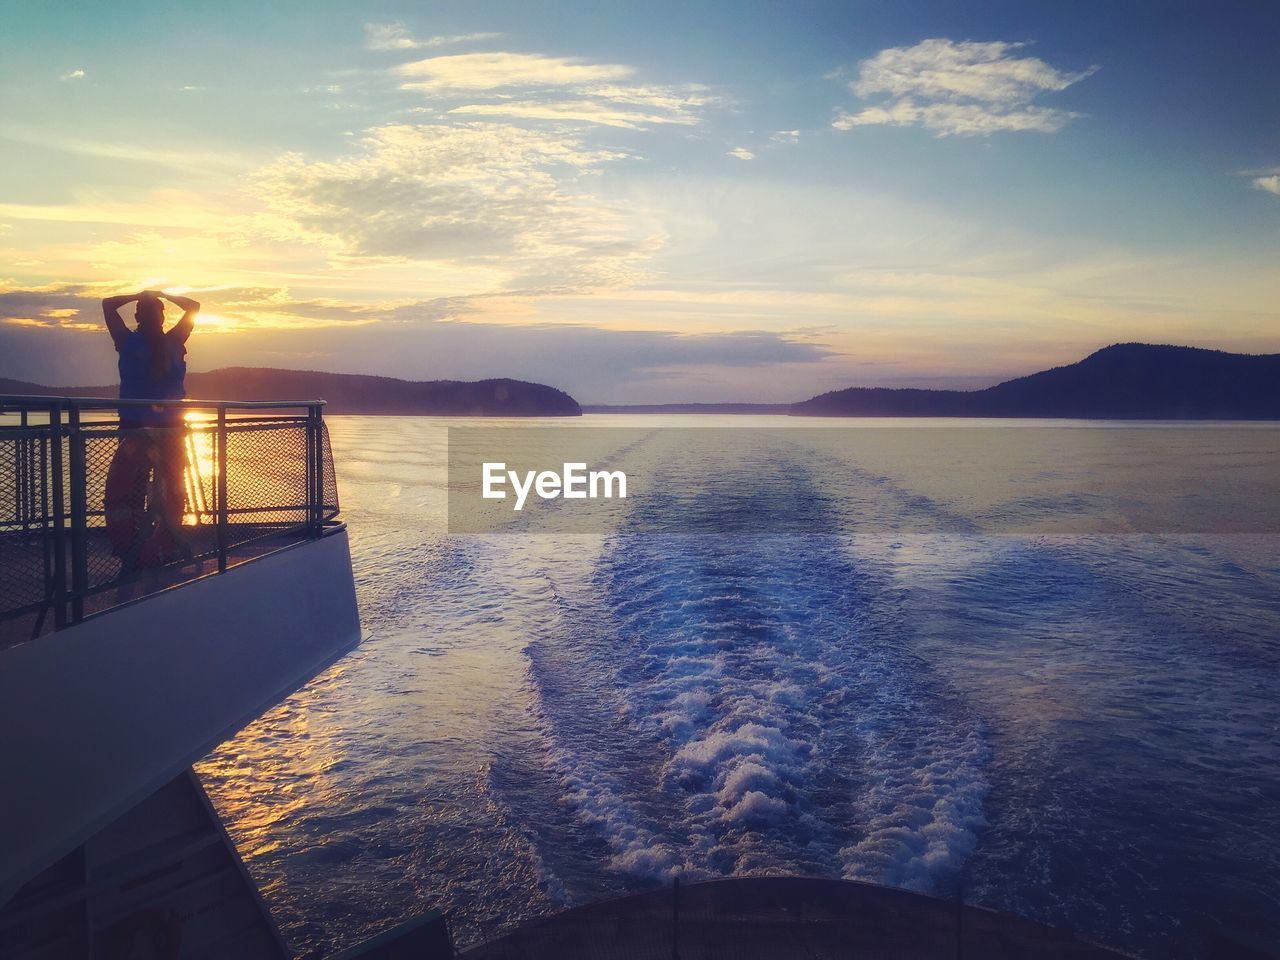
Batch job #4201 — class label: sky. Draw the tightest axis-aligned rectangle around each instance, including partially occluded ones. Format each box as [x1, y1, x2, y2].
[1, 0, 1277, 403]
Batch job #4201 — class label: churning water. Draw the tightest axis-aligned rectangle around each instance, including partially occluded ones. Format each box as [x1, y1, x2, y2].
[198, 416, 1280, 958]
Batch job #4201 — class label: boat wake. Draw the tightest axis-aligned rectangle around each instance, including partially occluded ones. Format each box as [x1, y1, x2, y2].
[524, 449, 991, 895]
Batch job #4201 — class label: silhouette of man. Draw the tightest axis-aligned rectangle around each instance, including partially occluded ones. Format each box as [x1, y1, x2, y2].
[101, 290, 200, 570]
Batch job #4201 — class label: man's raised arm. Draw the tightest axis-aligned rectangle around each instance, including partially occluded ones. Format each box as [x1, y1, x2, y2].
[101, 293, 138, 348]
[163, 293, 200, 344]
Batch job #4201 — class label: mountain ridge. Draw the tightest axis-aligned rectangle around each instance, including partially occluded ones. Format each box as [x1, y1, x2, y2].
[0, 367, 582, 417]
[791, 344, 1280, 419]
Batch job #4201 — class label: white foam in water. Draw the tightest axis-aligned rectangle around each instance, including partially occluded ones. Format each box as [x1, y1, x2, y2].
[509, 447, 996, 892]
[524, 623, 691, 882]
[533, 686, 691, 876]
[522, 530, 993, 888]
[667, 722, 805, 827]
[837, 728, 990, 890]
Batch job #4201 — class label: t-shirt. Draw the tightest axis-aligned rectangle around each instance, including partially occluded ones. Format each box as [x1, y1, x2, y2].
[117, 329, 186, 428]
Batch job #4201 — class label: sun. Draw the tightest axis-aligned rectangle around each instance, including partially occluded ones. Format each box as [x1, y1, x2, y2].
[189, 311, 237, 333]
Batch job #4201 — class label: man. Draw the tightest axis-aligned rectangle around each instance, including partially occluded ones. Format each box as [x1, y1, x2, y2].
[101, 290, 200, 570]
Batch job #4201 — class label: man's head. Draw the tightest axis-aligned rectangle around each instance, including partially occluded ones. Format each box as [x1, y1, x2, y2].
[135, 293, 164, 332]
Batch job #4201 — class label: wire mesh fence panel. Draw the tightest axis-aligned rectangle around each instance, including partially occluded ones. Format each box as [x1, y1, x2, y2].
[83, 427, 124, 591]
[320, 421, 339, 516]
[224, 419, 311, 540]
[0, 428, 55, 618]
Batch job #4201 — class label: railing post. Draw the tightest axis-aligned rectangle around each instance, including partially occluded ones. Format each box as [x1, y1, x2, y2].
[49, 402, 67, 629]
[304, 405, 314, 536]
[309, 403, 323, 538]
[17, 408, 29, 534]
[39, 423, 50, 605]
[16, 408, 26, 533]
[216, 406, 228, 573]
[67, 405, 88, 624]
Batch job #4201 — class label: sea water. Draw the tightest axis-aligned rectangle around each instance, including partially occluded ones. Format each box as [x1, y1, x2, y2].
[198, 415, 1280, 958]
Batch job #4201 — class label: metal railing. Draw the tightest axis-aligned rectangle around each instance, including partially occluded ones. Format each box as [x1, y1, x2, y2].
[1, 396, 340, 640]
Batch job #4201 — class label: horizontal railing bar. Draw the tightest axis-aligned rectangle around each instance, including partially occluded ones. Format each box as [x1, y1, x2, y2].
[81, 507, 308, 517]
[1, 509, 337, 529]
[65, 420, 312, 436]
[50, 521, 345, 613]
[2, 420, 313, 439]
[95, 507, 314, 518]
[4, 504, 334, 525]
[208, 416, 313, 426]
[0, 426, 57, 438]
[2, 414, 308, 426]
[62, 414, 310, 425]
[0, 395, 326, 411]
[0, 601, 56, 623]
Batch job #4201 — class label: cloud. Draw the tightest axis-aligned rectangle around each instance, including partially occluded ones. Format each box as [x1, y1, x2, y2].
[0, 282, 432, 338]
[834, 38, 1095, 137]
[448, 99, 696, 129]
[251, 122, 656, 289]
[727, 147, 755, 160]
[1252, 174, 1280, 196]
[853, 39, 1092, 104]
[395, 52, 716, 129]
[1233, 166, 1280, 197]
[0, 283, 101, 328]
[60, 69, 85, 81]
[0, 284, 834, 402]
[364, 23, 500, 52]
[0, 283, 831, 373]
[0, 125, 250, 173]
[770, 130, 800, 144]
[834, 100, 1072, 136]
[396, 52, 632, 92]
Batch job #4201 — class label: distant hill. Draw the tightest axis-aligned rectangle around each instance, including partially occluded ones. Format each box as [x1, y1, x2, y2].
[792, 344, 1280, 419]
[582, 403, 792, 415]
[6, 344, 1277, 419]
[0, 367, 581, 417]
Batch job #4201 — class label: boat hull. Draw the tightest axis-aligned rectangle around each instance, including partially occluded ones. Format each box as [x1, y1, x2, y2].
[0, 527, 362, 906]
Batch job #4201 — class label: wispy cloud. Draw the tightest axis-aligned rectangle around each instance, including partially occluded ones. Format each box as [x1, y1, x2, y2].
[0, 125, 251, 173]
[727, 147, 755, 160]
[853, 39, 1092, 104]
[770, 130, 800, 144]
[1233, 166, 1280, 197]
[0, 282, 835, 402]
[3, 47, 721, 302]
[60, 68, 85, 81]
[1251, 174, 1280, 196]
[835, 99, 1072, 136]
[396, 52, 632, 92]
[448, 100, 694, 129]
[251, 122, 657, 290]
[364, 23, 501, 52]
[395, 51, 717, 129]
[834, 39, 1095, 136]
